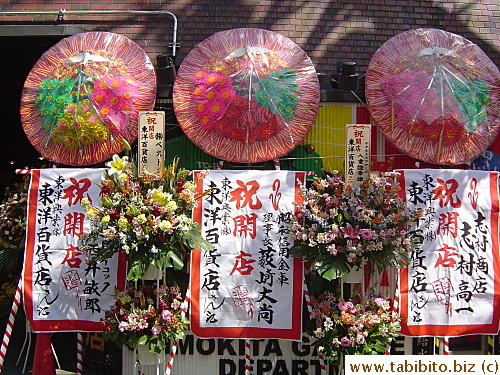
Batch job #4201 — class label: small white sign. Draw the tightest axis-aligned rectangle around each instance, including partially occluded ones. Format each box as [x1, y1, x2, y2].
[138, 111, 165, 175]
[345, 124, 371, 187]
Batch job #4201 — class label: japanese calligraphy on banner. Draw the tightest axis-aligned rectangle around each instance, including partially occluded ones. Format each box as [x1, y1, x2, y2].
[345, 124, 371, 187]
[138, 111, 165, 175]
[397, 169, 500, 336]
[24, 168, 126, 332]
[190, 170, 305, 340]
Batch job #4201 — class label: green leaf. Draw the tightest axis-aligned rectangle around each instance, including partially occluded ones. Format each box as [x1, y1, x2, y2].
[138, 335, 148, 345]
[167, 250, 184, 270]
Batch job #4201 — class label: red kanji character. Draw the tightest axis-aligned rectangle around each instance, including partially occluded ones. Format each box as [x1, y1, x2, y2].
[432, 178, 462, 208]
[230, 251, 255, 276]
[233, 213, 258, 239]
[436, 211, 460, 238]
[63, 212, 86, 237]
[229, 180, 262, 210]
[61, 244, 82, 268]
[62, 178, 92, 207]
[434, 244, 458, 268]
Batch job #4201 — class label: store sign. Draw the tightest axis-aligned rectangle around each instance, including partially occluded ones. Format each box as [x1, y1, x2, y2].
[23, 168, 126, 332]
[168, 333, 330, 375]
[397, 169, 500, 336]
[190, 170, 305, 340]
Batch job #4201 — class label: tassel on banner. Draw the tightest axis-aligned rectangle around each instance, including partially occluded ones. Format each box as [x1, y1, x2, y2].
[0, 278, 22, 373]
[303, 278, 327, 375]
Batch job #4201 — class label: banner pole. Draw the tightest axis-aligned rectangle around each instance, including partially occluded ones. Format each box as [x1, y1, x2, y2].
[76, 333, 84, 374]
[0, 277, 22, 373]
[303, 277, 327, 375]
[244, 340, 252, 375]
[165, 284, 190, 375]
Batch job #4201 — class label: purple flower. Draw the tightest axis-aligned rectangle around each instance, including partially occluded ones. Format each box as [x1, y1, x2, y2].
[151, 325, 161, 335]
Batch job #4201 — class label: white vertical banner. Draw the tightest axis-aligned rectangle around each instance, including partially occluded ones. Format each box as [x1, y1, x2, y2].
[23, 168, 126, 332]
[138, 111, 165, 175]
[397, 169, 500, 336]
[190, 170, 305, 340]
[345, 124, 371, 186]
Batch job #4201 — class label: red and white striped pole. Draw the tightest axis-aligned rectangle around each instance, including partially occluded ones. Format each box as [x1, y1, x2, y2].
[443, 337, 450, 355]
[165, 285, 190, 375]
[244, 340, 252, 375]
[0, 277, 22, 373]
[303, 278, 327, 375]
[385, 275, 400, 355]
[76, 333, 84, 374]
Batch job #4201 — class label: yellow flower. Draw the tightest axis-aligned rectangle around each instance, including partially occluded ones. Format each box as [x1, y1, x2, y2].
[120, 295, 131, 304]
[159, 220, 173, 231]
[101, 215, 111, 225]
[80, 197, 91, 208]
[150, 189, 170, 205]
[135, 214, 147, 224]
[117, 217, 128, 229]
[165, 201, 178, 212]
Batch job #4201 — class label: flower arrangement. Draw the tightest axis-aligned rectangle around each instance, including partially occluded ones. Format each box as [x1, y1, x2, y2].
[81, 154, 213, 281]
[36, 53, 138, 149]
[308, 290, 400, 362]
[0, 177, 29, 276]
[190, 48, 299, 142]
[0, 275, 20, 324]
[289, 172, 417, 280]
[102, 282, 189, 354]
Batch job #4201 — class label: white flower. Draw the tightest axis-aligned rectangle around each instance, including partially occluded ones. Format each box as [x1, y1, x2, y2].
[106, 154, 129, 175]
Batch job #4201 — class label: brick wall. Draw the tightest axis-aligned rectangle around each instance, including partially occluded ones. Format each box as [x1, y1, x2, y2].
[1, 0, 499, 77]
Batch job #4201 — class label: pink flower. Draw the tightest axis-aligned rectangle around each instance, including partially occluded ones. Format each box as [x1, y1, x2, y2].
[341, 223, 360, 239]
[359, 228, 374, 240]
[151, 325, 161, 335]
[338, 301, 354, 311]
[162, 309, 173, 322]
[340, 337, 352, 347]
[355, 333, 365, 344]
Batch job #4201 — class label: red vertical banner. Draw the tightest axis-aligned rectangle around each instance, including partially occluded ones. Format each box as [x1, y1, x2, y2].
[24, 168, 126, 332]
[190, 170, 305, 339]
[397, 169, 500, 336]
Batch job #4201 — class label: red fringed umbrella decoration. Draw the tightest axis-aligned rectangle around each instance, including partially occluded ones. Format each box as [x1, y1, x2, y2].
[21, 31, 157, 166]
[173, 28, 320, 163]
[366, 28, 500, 165]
